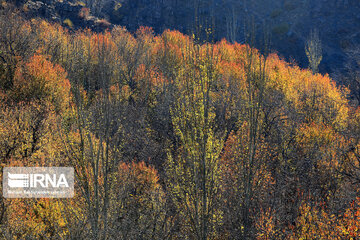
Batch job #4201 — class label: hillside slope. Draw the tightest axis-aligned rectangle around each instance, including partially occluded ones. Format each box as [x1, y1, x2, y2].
[1, 5, 360, 239]
[10, 0, 360, 76]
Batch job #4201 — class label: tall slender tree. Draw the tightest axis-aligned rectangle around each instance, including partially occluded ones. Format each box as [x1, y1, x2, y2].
[166, 41, 223, 239]
[305, 29, 322, 73]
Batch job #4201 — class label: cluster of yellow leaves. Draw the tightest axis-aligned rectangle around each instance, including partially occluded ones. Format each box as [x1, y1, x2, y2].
[6, 199, 69, 239]
[266, 54, 349, 130]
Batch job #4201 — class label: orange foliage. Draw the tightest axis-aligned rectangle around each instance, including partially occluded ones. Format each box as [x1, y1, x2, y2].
[338, 198, 360, 238]
[2, 14, 358, 239]
[6, 199, 69, 238]
[78, 7, 90, 19]
[256, 208, 276, 240]
[12, 54, 71, 112]
[116, 161, 164, 212]
[118, 161, 160, 193]
[289, 198, 360, 239]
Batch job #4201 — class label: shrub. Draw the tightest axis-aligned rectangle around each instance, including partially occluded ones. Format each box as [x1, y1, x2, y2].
[114, 2, 122, 11]
[112, 3, 124, 21]
[63, 18, 73, 28]
[270, 9, 282, 18]
[78, 7, 90, 19]
[272, 23, 289, 35]
[340, 39, 351, 50]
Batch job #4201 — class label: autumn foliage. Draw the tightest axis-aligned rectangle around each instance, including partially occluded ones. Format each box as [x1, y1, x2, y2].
[0, 8, 359, 239]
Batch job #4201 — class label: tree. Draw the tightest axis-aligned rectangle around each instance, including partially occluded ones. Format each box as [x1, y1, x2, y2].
[339, 45, 360, 104]
[166, 42, 223, 239]
[11, 54, 71, 112]
[0, 9, 358, 239]
[0, 6, 37, 90]
[305, 29, 322, 73]
[110, 161, 168, 239]
[60, 33, 122, 239]
[225, 1, 239, 43]
[236, 24, 270, 239]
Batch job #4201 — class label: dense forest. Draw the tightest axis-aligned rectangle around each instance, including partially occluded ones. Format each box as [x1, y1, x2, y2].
[1, 2, 360, 239]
